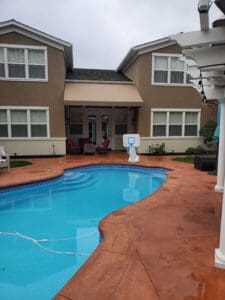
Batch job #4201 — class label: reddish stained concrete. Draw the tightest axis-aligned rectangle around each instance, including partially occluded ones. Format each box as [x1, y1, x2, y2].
[1, 152, 225, 299]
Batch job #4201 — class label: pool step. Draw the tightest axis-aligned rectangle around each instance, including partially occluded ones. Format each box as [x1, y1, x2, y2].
[64, 172, 92, 185]
[53, 172, 100, 193]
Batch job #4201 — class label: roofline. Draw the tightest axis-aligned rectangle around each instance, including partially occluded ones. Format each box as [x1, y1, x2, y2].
[65, 79, 134, 84]
[0, 19, 72, 47]
[0, 19, 73, 68]
[117, 37, 177, 72]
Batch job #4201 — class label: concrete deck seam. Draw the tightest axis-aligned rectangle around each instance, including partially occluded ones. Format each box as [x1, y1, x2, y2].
[108, 250, 137, 299]
[136, 248, 162, 300]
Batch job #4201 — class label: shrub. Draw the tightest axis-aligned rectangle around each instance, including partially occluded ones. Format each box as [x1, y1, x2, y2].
[199, 120, 217, 148]
[148, 143, 165, 155]
[185, 145, 207, 155]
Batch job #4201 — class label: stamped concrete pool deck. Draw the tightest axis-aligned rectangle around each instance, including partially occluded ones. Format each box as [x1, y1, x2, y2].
[0, 152, 225, 299]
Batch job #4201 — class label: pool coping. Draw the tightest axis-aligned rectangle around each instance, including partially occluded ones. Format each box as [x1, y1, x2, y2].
[0, 154, 223, 299]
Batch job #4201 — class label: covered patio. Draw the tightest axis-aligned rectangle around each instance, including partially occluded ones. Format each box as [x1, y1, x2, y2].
[0, 152, 224, 299]
[64, 78, 143, 151]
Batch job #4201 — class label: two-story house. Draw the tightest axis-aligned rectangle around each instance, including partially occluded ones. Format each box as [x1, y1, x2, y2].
[118, 38, 216, 153]
[0, 20, 216, 156]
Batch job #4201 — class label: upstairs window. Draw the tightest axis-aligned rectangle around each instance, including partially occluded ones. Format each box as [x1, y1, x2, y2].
[8, 48, 26, 78]
[151, 109, 200, 138]
[28, 50, 46, 79]
[152, 53, 191, 85]
[0, 48, 5, 77]
[0, 45, 47, 81]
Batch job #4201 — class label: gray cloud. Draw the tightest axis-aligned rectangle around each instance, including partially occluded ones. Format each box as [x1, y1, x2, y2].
[0, 0, 222, 69]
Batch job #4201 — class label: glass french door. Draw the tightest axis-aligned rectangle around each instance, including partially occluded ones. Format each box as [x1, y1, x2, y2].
[88, 114, 110, 145]
[88, 115, 96, 143]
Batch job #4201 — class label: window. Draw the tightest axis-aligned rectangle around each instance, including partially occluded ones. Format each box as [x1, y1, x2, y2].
[152, 53, 191, 85]
[0, 110, 8, 137]
[11, 110, 28, 137]
[169, 112, 182, 136]
[0, 45, 47, 80]
[0, 48, 5, 77]
[115, 113, 128, 135]
[151, 109, 200, 138]
[69, 111, 83, 135]
[152, 112, 166, 136]
[0, 107, 49, 138]
[30, 110, 48, 137]
[185, 112, 198, 136]
[28, 50, 46, 79]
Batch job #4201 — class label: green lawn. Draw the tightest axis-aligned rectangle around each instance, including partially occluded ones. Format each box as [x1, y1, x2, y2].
[10, 160, 32, 168]
[172, 156, 194, 164]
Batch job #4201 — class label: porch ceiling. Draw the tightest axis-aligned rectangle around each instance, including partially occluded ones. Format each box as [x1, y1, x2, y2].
[64, 82, 143, 107]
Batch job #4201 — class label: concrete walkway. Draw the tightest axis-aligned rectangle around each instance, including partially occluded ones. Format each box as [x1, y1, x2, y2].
[0, 152, 224, 299]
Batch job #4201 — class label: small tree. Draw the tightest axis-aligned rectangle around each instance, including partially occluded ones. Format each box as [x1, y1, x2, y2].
[199, 120, 217, 149]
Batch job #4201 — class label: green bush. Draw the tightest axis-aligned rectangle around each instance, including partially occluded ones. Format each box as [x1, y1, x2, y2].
[148, 142, 165, 155]
[185, 145, 207, 155]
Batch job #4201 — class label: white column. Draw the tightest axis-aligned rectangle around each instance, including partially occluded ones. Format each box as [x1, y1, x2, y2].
[215, 176, 225, 268]
[215, 100, 225, 192]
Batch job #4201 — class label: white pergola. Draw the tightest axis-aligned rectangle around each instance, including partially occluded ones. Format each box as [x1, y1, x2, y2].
[170, 0, 225, 269]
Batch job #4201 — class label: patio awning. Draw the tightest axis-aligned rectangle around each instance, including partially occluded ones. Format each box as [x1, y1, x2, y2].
[64, 82, 143, 107]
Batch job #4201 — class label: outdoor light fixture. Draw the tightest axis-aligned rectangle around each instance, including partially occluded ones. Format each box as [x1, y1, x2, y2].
[198, 71, 208, 104]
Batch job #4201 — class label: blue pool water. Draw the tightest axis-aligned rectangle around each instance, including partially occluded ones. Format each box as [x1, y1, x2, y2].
[0, 164, 167, 299]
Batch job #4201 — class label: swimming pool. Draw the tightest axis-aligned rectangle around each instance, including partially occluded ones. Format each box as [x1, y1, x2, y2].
[0, 164, 167, 299]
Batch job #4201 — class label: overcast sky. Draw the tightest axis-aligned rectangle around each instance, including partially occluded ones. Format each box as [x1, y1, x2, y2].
[0, 0, 222, 69]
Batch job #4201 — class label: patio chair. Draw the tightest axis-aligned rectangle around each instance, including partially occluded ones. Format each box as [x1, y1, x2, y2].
[96, 138, 110, 154]
[0, 146, 10, 171]
[66, 138, 82, 154]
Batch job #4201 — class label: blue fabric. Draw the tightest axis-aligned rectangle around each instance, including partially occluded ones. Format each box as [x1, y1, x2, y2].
[214, 103, 221, 143]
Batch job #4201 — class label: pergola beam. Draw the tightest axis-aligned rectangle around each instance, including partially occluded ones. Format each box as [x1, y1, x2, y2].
[183, 45, 225, 68]
[170, 27, 225, 48]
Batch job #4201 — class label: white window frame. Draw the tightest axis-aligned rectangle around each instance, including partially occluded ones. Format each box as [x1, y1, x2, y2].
[151, 108, 201, 138]
[152, 53, 191, 86]
[0, 44, 48, 82]
[0, 106, 50, 139]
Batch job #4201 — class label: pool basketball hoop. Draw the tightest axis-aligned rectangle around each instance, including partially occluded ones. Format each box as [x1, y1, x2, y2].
[123, 134, 140, 163]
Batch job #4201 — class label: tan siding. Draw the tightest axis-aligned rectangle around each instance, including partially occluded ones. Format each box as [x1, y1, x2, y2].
[124, 43, 216, 137]
[0, 32, 66, 137]
[124, 60, 139, 82]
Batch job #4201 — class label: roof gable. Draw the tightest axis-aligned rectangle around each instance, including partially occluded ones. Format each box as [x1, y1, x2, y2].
[117, 37, 177, 72]
[0, 19, 73, 69]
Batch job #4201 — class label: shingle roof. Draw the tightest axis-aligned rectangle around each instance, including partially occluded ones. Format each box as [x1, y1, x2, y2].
[66, 68, 132, 82]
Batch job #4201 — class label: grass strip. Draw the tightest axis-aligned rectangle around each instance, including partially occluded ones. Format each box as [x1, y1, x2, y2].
[10, 161, 32, 168]
[172, 156, 194, 164]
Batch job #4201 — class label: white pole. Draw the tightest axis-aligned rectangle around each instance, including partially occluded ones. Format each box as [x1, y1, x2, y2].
[215, 175, 225, 268]
[215, 100, 225, 192]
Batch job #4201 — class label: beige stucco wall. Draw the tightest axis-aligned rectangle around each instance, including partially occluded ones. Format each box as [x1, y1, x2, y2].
[124, 44, 217, 151]
[0, 32, 66, 138]
[138, 137, 203, 154]
[2, 138, 66, 156]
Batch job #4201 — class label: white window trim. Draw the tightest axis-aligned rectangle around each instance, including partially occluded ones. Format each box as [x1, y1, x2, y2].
[152, 53, 192, 87]
[0, 44, 48, 82]
[151, 108, 201, 138]
[0, 106, 50, 139]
